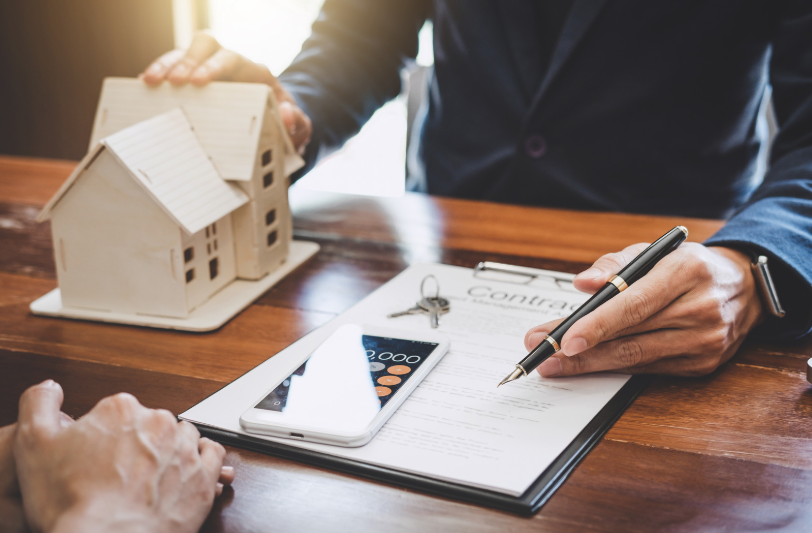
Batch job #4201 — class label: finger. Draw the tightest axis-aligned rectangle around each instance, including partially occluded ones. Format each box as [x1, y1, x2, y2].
[59, 411, 75, 428]
[177, 420, 202, 459]
[279, 101, 312, 152]
[168, 32, 222, 85]
[619, 355, 713, 377]
[215, 482, 224, 497]
[621, 332, 746, 377]
[579, 289, 701, 340]
[547, 329, 688, 377]
[17, 380, 64, 442]
[198, 437, 226, 482]
[219, 465, 235, 486]
[139, 409, 180, 452]
[141, 49, 185, 85]
[573, 243, 650, 294]
[190, 48, 242, 86]
[177, 420, 201, 443]
[524, 318, 565, 351]
[560, 252, 688, 356]
[93, 392, 142, 426]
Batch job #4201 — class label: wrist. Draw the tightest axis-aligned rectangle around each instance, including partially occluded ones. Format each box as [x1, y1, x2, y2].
[707, 246, 766, 327]
[50, 499, 156, 533]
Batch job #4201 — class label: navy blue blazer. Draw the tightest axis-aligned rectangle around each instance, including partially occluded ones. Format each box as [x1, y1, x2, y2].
[279, 0, 812, 341]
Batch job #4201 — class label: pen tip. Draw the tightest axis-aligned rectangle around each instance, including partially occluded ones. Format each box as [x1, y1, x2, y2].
[497, 367, 525, 388]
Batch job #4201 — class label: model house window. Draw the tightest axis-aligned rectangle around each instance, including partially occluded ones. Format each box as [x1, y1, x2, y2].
[186, 268, 195, 283]
[212, 222, 217, 235]
[262, 149, 272, 167]
[209, 257, 219, 280]
[263, 171, 273, 188]
[184, 247, 194, 263]
[267, 230, 277, 247]
[214, 239, 218, 251]
[265, 209, 276, 226]
[205, 226, 210, 238]
[207, 243, 211, 255]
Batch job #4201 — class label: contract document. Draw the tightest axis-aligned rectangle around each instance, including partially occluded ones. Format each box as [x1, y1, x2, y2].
[181, 263, 632, 498]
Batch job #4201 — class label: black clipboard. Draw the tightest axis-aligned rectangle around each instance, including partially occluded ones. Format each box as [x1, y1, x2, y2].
[189, 262, 651, 515]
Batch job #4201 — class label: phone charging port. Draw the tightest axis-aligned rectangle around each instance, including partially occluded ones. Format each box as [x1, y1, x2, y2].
[290, 432, 304, 438]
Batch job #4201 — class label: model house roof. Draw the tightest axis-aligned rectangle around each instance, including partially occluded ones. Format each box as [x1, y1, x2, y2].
[89, 78, 303, 182]
[39, 108, 249, 235]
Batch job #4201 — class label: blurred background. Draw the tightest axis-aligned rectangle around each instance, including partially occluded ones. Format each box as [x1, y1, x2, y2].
[0, 0, 434, 196]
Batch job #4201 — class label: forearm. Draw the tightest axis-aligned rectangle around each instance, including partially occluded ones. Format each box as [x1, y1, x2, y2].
[279, 0, 430, 175]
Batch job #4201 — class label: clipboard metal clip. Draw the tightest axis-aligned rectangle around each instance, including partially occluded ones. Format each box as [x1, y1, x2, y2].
[474, 262, 579, 292]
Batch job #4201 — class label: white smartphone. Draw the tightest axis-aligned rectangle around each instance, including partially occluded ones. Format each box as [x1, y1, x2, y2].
[239, 324, 450, 447]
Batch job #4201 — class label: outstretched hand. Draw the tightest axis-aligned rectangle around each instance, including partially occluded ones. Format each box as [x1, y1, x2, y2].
[524, 243, 765, 377]
[14, 381, 235, 533]
[140, 32, 312, 152]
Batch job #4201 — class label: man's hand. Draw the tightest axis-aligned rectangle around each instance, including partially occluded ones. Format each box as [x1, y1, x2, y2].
[14, 381, 235, 533]
[524, 243, 765, 377]
[141, 32, 312, 152]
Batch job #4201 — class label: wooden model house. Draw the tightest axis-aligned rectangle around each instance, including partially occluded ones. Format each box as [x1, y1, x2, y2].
[35, 78, 307, 321]
[87, 77, 304, 280]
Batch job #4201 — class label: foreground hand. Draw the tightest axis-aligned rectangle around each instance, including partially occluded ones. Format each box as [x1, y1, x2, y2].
[525, 243, 765, 377]
[140, 32, 311, 152]
[14, 381, 235, 533]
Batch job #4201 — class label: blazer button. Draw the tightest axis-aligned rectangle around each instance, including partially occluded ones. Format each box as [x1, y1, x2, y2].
[524, 135, 547, 158]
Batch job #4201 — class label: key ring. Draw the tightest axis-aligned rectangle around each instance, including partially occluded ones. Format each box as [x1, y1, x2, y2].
[420, 275, 440, 300]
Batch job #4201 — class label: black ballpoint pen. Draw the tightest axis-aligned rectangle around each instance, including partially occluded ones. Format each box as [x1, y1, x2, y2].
[498, 225, 689, 387]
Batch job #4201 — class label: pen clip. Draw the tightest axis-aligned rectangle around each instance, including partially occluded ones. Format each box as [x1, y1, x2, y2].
[474, 262, 579, 292]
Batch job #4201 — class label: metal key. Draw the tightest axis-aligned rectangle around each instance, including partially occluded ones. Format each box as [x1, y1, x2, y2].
[387, 304, 425, 318]
[386, 275, 450, 328]
[387, 297, 450, 319]
[419, 276, 446, 328]
[426, 297, 441, 328]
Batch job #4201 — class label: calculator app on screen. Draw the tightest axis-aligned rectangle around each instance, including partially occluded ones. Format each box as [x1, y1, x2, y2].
[256, 335, 440, 412]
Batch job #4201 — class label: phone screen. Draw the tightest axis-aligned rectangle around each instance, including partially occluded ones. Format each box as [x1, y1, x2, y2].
[252, 325, 440, 433]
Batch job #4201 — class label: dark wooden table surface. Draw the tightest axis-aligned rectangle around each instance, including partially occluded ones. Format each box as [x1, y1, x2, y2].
[2, 155, 812, 532]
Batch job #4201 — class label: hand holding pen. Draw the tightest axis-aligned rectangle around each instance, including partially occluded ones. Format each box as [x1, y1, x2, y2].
[501, 226, 767, 384]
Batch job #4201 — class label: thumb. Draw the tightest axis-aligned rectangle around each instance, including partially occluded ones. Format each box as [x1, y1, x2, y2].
[279, 101, 297, 133]
[17, 380, 64, 442]
[573, 242, 650, 294]
[279, 101, 312, 153]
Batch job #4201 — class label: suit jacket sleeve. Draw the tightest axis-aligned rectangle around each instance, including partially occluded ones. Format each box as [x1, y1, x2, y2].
[278, 0, 431, 175]
[705, 1, 812, 340]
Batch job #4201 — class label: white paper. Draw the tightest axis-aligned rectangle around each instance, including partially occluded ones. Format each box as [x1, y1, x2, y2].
[180, 263, 630, 496]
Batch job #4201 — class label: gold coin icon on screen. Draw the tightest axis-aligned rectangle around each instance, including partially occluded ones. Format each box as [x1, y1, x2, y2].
[387, 365, 411, 375]
[377, 375, 401, 386]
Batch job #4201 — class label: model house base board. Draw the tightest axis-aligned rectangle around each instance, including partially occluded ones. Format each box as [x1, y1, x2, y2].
[30, 240, 320, 332]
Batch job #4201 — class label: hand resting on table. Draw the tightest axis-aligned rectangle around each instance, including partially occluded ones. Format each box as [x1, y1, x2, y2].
[4, 381, 234, 533]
